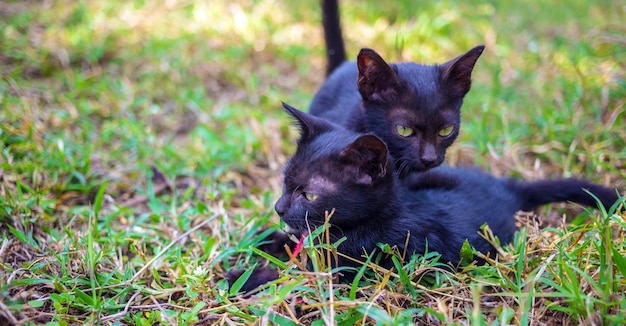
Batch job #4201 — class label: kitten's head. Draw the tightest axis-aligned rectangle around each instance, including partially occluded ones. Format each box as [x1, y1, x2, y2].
[356, 46, 485, 176]
[275, 103, 394, 233]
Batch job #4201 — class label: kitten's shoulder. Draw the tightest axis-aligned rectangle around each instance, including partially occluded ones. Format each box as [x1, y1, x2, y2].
[404, 167, 461, 190]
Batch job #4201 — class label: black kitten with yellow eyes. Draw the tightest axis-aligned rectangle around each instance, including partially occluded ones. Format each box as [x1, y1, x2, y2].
[309, 46, 484, 177]
[227, 103, 622, 294]
[311, 1, 484, 176]
[278, 102, 620, 269]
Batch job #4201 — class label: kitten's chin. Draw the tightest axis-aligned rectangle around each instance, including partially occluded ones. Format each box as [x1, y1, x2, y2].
[284, 220, 328, 237]
[281, 217, 313, 234]
[395, 158, 444, 178]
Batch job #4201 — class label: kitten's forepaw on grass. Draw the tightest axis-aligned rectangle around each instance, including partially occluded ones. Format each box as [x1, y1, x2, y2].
[256, 230, 298, 257]
[225, 267, 280, 295]
[224, 230, 302, 296]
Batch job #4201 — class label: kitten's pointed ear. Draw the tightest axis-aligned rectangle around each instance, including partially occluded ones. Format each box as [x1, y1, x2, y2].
[439, 45, 485, 98]
[282, 102, 329, 141]
[357, 48, 400, 102]
[340, 135, 388, 185]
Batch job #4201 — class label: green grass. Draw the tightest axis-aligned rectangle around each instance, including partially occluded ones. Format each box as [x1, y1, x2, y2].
[1, 0, 625, 324]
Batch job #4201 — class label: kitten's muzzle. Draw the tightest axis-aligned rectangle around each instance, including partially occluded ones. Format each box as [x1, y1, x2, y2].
[274, 196, 288, 217]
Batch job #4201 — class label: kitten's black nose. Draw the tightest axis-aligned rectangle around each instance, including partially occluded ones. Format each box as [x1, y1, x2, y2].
[421, 155, 437, 167]
[274, 196, 287, 217]
[421, 145, 438, 168]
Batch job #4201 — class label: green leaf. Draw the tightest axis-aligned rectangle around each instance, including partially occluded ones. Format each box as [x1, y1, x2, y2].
[228, 262, 258, 295]
[249, 306, 297, 324]
[152, 268, 163, 289]
[311, 319, 326, 326]
[499, 307, 516, 325]
[93, 183, 107, 217]
[191, 301, 206, 316]
[336, 311, 363, 326]
[378, 243, 392, 253]
[10, 278, 52, 286]
[276, 275, 306, 299]
[350, 252, 374, 300]
[460, 239, 474, 262]
[73, 288, 94, 306]
[267, 312, 298, 326]
[7, 224, 35, 247]
[392, 255, 417, 297]
[611, 248, 626, 278]
[354, 304, 393, 324]
[249, 246, 287, 269]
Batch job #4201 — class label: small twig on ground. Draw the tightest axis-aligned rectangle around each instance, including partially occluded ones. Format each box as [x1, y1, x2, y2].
[0, 238, 10, 261]
[0, 299, 19, 325]
[150, 295, 177, 325]
[100, 290, 141, 323]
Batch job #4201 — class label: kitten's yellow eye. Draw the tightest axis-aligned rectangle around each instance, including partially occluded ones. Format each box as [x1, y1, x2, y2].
[438, 125, 454, 137]
[304, 192, 318, 201]
[396, 125, 414, 137]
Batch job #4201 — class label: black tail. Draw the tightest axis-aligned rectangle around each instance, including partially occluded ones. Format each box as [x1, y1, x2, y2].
[322, 0, 346, 76]
[513, 178, 622, 212]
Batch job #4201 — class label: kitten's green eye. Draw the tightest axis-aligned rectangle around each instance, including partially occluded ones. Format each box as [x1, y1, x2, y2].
[438, 125, 454, 137]
[396, 125, 414, 137]
[304, 192, 318, 201]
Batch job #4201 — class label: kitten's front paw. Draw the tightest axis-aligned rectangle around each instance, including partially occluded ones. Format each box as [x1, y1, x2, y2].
[225, 267, 280, 295]
[257, 230, 298, 256]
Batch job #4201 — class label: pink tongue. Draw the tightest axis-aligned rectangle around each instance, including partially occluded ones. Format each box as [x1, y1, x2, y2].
[292, 231, 308, 256]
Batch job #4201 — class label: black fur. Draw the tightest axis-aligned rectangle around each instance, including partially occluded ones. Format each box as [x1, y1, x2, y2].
[312, 4, 484, 176]
[321, 0, 346, 76]
[225, 267, 279, 296]
[278, 103, 621, 268]
[228, 104, 621, 294]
